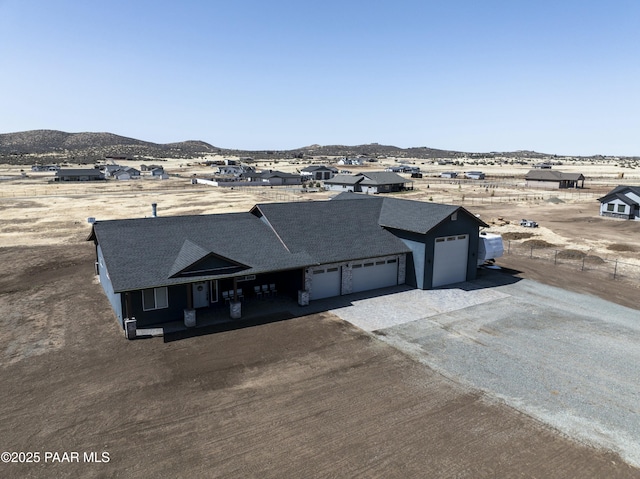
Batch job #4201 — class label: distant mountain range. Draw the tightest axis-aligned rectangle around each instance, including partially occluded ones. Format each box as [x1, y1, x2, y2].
[0, 129, 616, 165]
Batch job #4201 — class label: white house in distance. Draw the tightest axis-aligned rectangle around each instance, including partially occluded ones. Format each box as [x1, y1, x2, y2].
[324, 171, 410, 194]
[300, 165, 338, 181]
[598, 185, 640, 220]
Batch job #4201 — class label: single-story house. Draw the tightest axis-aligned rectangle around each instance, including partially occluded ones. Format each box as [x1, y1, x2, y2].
[216, 165, 251, 176]
[149, 167, 169, 179]
[243, 170, 302, 186]
[55, 168, 104, 181]
[337, 158, 365, 166]
[324, 171, 410, 194]
[524, 170, 585, 189]
[88, 192, 487, 336]
[597, 185, 640, 220]
[440, 172, 458, 179]
[386, 165, 420, 174]
[533, 163, 553, 169]
[112, 167, 141, 181]
[465, 171, 485, 180]
[300, 165, 338, 181]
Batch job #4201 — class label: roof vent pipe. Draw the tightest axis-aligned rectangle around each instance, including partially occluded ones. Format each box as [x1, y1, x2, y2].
[151, 203, 157, 217]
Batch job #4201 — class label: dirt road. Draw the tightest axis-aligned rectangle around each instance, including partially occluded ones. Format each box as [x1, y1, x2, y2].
[1, 243, 639, 478]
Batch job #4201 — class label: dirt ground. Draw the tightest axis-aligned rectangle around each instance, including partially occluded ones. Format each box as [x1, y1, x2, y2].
[0, 244, 639, 478]
[1, 159, 640, 477]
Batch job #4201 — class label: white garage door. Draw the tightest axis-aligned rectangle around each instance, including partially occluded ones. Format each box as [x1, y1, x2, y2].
[352, 258, 398, 293]
[309, 266, 341, 300]
[432, 235, 469, 287]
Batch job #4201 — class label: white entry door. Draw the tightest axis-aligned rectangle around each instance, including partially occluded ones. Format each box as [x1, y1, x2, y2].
[192, 281, 209, 308]
[432, 235, 469, 287]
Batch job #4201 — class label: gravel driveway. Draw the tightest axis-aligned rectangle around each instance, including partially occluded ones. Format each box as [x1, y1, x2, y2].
[330, 269, 640, 468]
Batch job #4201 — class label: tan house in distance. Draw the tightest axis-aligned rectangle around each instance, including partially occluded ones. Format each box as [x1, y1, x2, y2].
[524, 170, 585, 189]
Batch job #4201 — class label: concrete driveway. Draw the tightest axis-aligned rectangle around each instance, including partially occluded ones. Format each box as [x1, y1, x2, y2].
[329, 269, 640, 468]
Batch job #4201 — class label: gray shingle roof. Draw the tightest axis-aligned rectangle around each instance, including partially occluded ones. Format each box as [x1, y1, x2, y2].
[598, 185, 640, 203]
[525, 170, 584, 181]
[56, 168, 103, 177]
[91, 213, 313, 292]
[357, 171, 407, 185]
[252, 199, 410, 265]
[332, 192, 488, 233]
[91, 193, 487, 292]
[324, 174, 363, 185]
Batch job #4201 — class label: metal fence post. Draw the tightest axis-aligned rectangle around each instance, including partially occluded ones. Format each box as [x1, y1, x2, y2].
[613, 259, 618, 280]
[581, 256, 585, 271]
[554, 250, 558, 265]
[530, 245, 534, 259]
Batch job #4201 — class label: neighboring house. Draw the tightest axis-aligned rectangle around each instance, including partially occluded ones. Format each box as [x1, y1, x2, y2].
[324, 171, 410, 193]
[88, 193, 487, 336]
[386, 165, 420, 174]
[112, 167, 141, 181]
[597, 185, 640, 220]
[150, 167, 169, 179]
[337, 158, 365, 166]
[55, 168, 104, 181]
[243, 170, 302, 186]
[440, 172, 458, 179]
[465, 171, 485, 180]
[524, 170, 585, 189]
[141, 164, 164, 172]
[101, 164, 122, 177]
[216, 165, 253, 176]
[31, 164, 59, 172]
[533, 163, 552, 169]
[300, 165, 338, 181]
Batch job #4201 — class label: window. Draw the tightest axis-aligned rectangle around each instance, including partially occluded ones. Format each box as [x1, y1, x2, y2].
[142, 287, 168, 311]
[607, 204, 615, 212]
[618, 204, 626, 213]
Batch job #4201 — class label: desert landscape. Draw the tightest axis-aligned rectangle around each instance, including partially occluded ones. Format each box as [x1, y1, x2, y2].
[1, 151, 640, 478]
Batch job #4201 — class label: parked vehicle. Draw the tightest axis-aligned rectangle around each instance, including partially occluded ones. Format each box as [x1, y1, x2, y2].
[520, 219, 539, 228]
[477, 232, 504, 266]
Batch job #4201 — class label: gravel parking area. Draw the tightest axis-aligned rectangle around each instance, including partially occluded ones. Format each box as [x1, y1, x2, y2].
[330, 270, 640, 468]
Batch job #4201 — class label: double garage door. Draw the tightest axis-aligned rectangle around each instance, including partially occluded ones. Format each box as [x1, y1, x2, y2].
[432, 234, 469, 287]
[309, 258, 399, 300]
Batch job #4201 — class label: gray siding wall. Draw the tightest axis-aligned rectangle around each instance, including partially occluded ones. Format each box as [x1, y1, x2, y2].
[97, 245, 124, 327]
[387, 211, 481, 290]
[128, 284, 190, 328]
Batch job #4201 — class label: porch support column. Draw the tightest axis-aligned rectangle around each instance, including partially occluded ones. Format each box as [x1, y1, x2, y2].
[186, 283, 193, 309]
[229, 277, 241, 319]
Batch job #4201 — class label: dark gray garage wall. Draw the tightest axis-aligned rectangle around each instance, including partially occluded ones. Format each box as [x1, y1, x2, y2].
[387, 211, 481, 290]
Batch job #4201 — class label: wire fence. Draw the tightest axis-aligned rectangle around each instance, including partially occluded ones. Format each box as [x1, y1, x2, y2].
[503, 240, 640, 284]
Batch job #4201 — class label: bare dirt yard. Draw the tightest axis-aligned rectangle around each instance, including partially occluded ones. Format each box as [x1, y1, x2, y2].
[1, 159, 640, 477]
[1, 244, 639, 478]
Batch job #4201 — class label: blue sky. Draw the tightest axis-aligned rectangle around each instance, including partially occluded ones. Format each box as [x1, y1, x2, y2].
[1, 0, 639, 155]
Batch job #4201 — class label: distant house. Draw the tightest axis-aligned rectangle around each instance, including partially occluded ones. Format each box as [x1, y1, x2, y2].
[150, 167, 169, 179]
[324, 171, 410, 194]
[337, 157, 365, 166]
[386, 165, 420, 174]
[440, 172, 458, 179]
[55, 168, 104, 182]
[524, 170, 585, 189]
[533, 163, 553, 169]
[300, 165, 338, 181]
[465, 171, 485, 180]
[244, 170, 302, 186]
[216, 165, 253, 176]
[597, 185, 640, 220]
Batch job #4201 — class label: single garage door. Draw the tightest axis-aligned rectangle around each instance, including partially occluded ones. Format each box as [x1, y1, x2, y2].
[432, 234, 469, 287]
[309, 266, 341, 300]
[352, 258, 398, 293]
